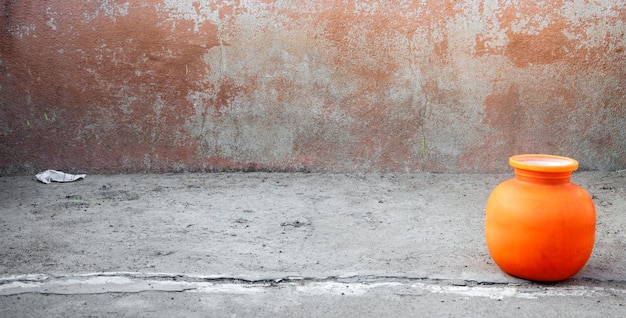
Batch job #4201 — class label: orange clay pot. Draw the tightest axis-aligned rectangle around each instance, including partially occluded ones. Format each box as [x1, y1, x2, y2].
[485, 154, 596, 282]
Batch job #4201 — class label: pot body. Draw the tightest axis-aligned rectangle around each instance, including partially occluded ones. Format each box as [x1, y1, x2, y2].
[485, 155, 596, 281]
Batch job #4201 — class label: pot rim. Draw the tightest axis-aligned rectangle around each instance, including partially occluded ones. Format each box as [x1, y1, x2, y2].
[509, 154, 579, 172]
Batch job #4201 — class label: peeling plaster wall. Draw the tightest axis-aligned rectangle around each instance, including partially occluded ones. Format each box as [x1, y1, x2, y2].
[1, 0, 624, 174]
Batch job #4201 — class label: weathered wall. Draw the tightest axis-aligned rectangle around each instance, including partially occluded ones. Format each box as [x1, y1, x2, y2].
[1, 0, 624, 174]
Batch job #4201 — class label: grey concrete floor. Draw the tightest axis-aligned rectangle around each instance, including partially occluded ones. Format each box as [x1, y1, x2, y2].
[0, 171, 625, 317]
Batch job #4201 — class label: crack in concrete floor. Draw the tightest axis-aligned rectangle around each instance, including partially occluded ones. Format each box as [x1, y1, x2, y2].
[2, 272, 625, 301]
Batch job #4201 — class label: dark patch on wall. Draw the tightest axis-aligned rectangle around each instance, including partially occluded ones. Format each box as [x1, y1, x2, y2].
[505, 22, 572, 68]
[481, 85, 525, 159]
[0, 0, 15, 54]
[1, 0, 13, 28]
[0, 1, 219, 173]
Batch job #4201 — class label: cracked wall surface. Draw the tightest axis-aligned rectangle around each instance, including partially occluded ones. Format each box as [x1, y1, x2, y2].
[1, 0, 624, 173]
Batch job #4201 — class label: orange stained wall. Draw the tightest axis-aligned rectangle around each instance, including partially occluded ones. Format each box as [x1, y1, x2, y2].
[1, 0, 625, 173]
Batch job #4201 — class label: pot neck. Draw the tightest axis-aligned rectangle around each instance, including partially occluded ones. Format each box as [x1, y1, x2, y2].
[513, 168, 572, 184]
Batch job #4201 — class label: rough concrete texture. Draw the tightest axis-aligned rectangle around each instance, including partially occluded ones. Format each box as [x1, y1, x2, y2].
[1, 1, 625, 174]
[0, 171, 625, 317]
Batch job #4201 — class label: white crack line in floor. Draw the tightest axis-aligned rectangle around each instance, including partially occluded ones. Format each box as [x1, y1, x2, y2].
[0, 272, 624, 300]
